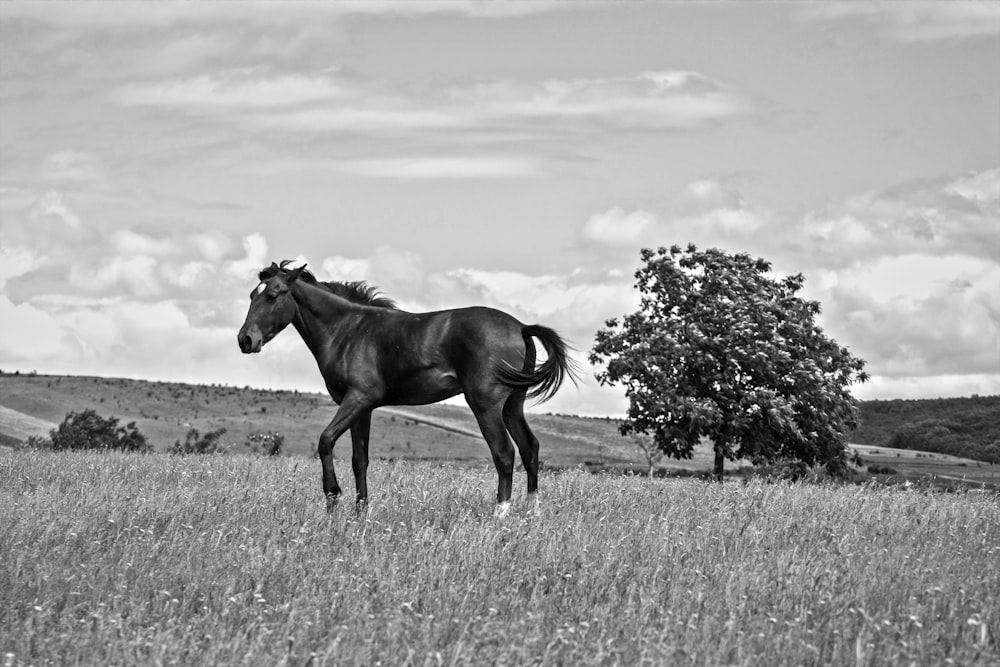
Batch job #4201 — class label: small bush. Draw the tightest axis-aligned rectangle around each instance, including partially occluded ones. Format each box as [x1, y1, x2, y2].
[23, 435, 51, 450]
[244, 432, 284, 457]
[24, 409, 150, 453]
[170, 427, 228, 455]
[867, 464, 898, 475]
[751, 458, 810, 482]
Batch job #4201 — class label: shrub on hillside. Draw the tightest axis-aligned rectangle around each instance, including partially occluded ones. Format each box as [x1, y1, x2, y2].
[751, 458, 810, 482]
[24, 409, 150, 453]
[169, 427, 228, 455]
[244, 431, 284, 457]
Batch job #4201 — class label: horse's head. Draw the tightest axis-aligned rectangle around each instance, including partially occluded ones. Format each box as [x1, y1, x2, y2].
[238, 262, 306, 354]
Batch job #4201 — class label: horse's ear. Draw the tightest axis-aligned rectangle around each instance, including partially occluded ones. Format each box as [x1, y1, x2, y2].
[286, 263, 307, 282]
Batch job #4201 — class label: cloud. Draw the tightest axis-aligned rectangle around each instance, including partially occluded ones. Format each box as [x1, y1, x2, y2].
[803, 3, 1000, 43]
[853, 374, 1000, 402]
[2, 188, 268, 309]
[26, 189, 83, 228]
[114, 70, 345, 110]
[339, 156, 543, 180]
[812, 255, 1000, 380]
[582, 208, 657, 247]
[580, 179, 769, 257]
[0, 294, 72, 362]
[797, 168, 1000, 268]
[450, 70, 750, 130]
[0, 188, 275, 385]
[0, 2, 562, 29]
[576, 168, 1000, 401]
[227, 234, 270, 282]
[111, 69, 751, 137]
[40, 150, 103, 184]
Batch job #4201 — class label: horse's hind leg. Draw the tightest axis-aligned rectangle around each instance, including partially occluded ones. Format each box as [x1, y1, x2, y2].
[467, 395, 516, 510]
[503, 392, 540, 496]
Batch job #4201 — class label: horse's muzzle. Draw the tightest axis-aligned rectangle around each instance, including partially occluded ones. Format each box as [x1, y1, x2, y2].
[238, 326, 263, 354]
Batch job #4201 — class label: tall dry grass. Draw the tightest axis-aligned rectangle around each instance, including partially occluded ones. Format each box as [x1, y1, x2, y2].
[1, 450, 997, 665]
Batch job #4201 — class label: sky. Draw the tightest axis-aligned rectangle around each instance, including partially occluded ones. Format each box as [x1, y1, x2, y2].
[1, 2, 998, 417]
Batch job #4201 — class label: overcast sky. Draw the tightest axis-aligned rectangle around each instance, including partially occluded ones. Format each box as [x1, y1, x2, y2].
[1, 2, 998, 416]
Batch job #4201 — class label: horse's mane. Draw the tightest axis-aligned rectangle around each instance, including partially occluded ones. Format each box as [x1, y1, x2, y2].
[259, 262, 397, 309]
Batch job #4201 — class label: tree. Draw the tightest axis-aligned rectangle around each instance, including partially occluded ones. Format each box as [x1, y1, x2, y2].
[631, 433, 666, 477]
[44, 409, 150, 452]
[244, 431, 284, 457]
[591, 245, 869, 480]
[169, 427, 228, 455]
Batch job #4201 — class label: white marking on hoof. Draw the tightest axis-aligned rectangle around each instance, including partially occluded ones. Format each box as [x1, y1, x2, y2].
[494, 501, 511, 519]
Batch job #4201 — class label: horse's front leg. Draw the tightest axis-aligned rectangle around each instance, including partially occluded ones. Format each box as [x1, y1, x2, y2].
[350, 410, 372, 511]
[318, 393, 372, 512]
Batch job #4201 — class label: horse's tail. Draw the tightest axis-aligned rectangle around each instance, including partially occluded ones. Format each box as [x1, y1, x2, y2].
[495, 325, 580, 403]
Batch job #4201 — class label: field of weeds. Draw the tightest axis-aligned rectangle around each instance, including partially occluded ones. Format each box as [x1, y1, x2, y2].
[2, 450, 998, 666]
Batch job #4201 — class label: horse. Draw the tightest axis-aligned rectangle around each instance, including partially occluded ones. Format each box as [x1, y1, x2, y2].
[237, 261, 578, 515]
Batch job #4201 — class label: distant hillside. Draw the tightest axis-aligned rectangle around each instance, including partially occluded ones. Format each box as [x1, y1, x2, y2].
[855, 395, 1000, 463]
[0, 371, 651, 470]
[3, 372, 997, 487]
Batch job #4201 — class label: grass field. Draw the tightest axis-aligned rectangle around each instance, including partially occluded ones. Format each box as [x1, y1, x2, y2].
[2, 450, 997, 666]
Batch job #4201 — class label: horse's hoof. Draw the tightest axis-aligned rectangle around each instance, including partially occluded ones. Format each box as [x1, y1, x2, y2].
[493, 501, 511, 519]
[355, 499, 368, 515]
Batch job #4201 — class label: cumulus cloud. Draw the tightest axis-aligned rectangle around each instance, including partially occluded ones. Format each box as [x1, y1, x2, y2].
[797, 168, 1000, 268]
[25, 189, 83, 228]
[0, 189, 274, 382]
[581, 208, 657, 247]
[0, 295, 73, 362]
[4, 204, 252, 303]
[577, 168, 1000, 400]
[811, 255, 1000, 381]
[580, 179, 770, 258]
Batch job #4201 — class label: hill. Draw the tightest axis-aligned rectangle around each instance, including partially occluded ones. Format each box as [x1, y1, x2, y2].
[856, 395, 1000, 463]
[2, 372, 998, 488]
[0, 371, 666, 470]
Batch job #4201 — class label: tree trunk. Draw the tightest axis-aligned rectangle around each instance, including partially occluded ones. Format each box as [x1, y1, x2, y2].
[714, 445, 725, 483]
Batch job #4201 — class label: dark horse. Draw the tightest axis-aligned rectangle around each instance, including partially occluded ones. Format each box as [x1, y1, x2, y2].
[237, 261, 577, 514]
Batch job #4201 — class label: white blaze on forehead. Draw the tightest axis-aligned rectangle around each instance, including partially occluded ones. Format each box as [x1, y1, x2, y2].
[256, 283, 267, 295]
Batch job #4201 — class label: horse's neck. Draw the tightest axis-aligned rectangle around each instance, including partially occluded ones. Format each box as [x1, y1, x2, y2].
[289, 281, 364, 356]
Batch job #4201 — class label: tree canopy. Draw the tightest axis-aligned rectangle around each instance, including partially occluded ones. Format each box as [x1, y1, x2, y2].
[45, 409, 150, 452]
[591, 245, 869, 479]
